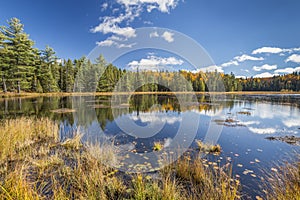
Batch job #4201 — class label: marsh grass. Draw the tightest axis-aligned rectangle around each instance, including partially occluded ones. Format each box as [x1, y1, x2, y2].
[196, 140, 222, 154]
[0, 118, 240, 199]
[153, 142, 163, 151]
[173, 156, 240, 200]
[262, 157, 300, 200]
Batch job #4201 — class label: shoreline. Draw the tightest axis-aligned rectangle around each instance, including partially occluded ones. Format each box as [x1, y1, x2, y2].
[1, 91, 300, 98]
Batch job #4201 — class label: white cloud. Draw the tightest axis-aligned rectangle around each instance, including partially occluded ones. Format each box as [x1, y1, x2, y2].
[96, 39, 115, 47]
[252, 64, 277, 72]
[93, 0, 181, 44]
[127, 55, 184, 70]
[91, 14, 137, 38]
[150, 31, 159, 38]
[293, 47, 300, 51]
[248, 127, 276, 134]
[282, 118, 300, 128]
[118, 43, 136, 48]
[221, 60, 239, 67]
[234, 54, 264, 62]
[252, 47, 292, 55]
[285, 54, 300, 63]
[109, 35, 125, 41]
[117, 0, 180, 13]
[161, 31, 174, 43]
[96, 37, 136, 48]
[101, 3, 109, 11]
[144, 20, 153, 25]
[241, 121, 260, 126]
[253, 72, 278, 78]
[275, 66, 300, 74]
[147, 5, 157, 12]
[112, 8, 120, 13]
[150, 31, 175, 42]
[130, 112, 182, 124]
[196, 65, 224, 73]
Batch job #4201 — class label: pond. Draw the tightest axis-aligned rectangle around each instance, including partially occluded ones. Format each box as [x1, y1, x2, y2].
[1, 93, 300, 199]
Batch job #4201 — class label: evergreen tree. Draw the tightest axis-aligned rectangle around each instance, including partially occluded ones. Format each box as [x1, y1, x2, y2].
[39, 46, 58, 92]
[1, 18, 37, 93]
[96, 54, 109, 92]
[51, 61, 61, 91]
[65, 59, 74, 92]
[0, 27, 9, 92]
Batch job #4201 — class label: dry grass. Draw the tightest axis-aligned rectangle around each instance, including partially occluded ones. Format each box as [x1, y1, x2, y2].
[0, 118, 241, 200]
[263, 157, 300, 200]
[0, 118, 58, 161]
[173, 156, 240, 200]
[196, 140, 222, 154]
[153, 142, 163, 152]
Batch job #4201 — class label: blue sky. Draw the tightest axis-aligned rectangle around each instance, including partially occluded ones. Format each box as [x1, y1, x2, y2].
[1, 0, 300, 77]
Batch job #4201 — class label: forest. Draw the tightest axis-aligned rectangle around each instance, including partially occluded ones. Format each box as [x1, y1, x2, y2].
[1, 18, 300, 94]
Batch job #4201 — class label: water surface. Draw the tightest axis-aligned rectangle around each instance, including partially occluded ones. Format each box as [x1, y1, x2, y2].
[1, 94, 299, 198]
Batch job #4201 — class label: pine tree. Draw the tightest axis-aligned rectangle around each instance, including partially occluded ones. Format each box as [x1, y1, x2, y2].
[65, 59, 74, 92]
[1, 18, 37, 93]
[96, 54, 109, 92]
[0, 27, 9, 92]
[31, 48, 42, 92]
[51, 61, 61, 91]
[39, 46, 59, 92]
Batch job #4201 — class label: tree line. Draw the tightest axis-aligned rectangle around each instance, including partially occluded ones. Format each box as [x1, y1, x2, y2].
[1, 18, 300, 93]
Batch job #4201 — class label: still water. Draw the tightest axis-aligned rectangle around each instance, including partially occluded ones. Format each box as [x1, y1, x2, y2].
[1, 94, 299, 198]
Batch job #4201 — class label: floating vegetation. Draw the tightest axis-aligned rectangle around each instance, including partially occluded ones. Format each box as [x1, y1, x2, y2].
[265, 135, 300, 145]
[214, 118, 245, 127]
[256, 196, 263, 200]
[243, 169, 254, 175]
[50, 108, 76, 113]
[250, 174, 257, 178]
[270, 168, 278, 172]
[225, 118, 237, 123]
[237, 111, 251, 116]
[153, 141, 163, 151]
[196, 140, 222, 154]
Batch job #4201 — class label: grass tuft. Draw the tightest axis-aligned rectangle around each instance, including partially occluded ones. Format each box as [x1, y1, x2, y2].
[262, 156, 300, 200]
[196, 140, 222, 154]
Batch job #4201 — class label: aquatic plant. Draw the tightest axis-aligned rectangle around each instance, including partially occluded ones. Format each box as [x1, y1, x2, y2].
[153, 141, 163, 151]
[196, 140, 222, 154]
